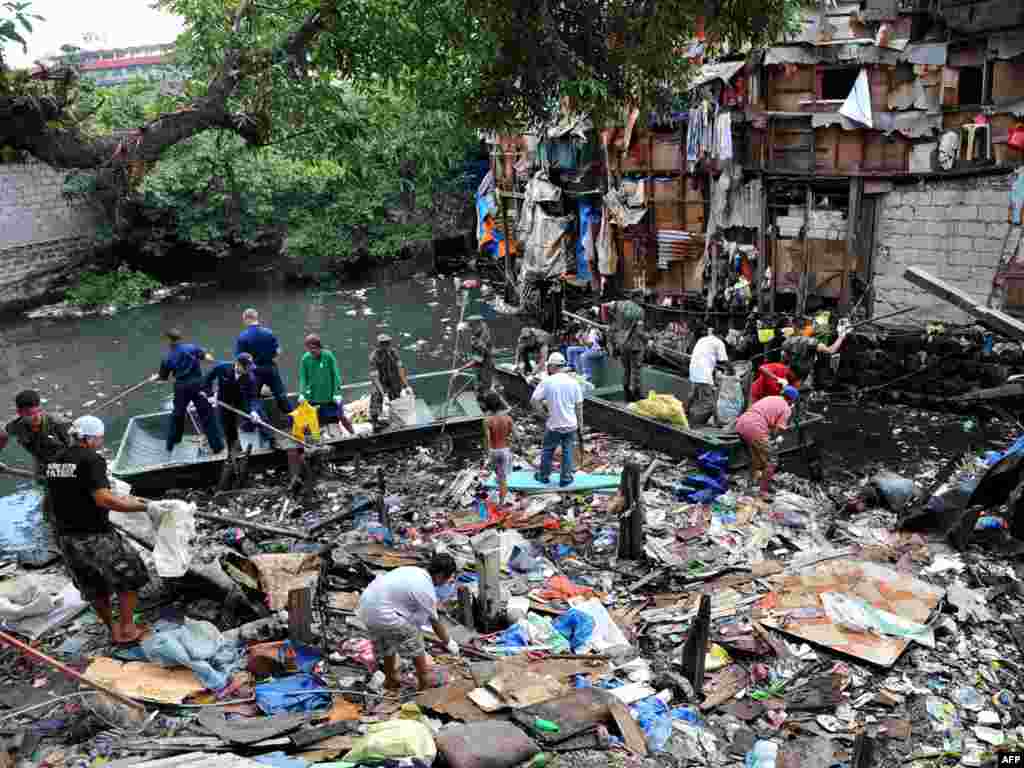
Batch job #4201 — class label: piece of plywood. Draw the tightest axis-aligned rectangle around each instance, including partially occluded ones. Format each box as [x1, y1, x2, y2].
[609, 699, 648, 757]
[83, 657, 207, 704]
[753, 560, 944, 668]
[417, 680, 493, 722]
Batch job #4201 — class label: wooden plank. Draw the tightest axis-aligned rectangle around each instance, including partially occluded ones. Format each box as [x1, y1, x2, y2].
[904, 266, 1024, 340]
[609, 698, 648, 757]
[288, 587, 316, 646]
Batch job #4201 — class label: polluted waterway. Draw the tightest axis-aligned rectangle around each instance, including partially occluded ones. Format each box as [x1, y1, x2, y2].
[0, 274, 522, 554]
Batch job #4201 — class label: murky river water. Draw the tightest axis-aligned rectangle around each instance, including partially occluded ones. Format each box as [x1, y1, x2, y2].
[0, 275, 520, 552]
[0, 273, 1014, 553]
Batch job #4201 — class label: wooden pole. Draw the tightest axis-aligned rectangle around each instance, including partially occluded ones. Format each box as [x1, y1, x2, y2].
[215, 401, 317, 450]
[0, 630, 146, 711]
[0, 463, 35, 479]
[193, 510, 313, 540]
[288, 587, 316, 646]
[90, 375, 158, 414]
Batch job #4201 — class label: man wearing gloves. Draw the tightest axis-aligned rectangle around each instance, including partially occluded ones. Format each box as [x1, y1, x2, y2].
[358, 553, 459, 691]
[44, 416, 152, 645]
[298, 334, 355, 440]
[201, 352, 261, 454]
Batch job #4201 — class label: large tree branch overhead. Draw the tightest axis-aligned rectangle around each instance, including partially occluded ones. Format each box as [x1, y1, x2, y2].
[0, 2, 328, 172]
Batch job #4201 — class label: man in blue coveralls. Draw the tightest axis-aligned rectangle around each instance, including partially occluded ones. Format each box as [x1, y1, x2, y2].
[236, 308, 292, 417]
[158, 328, 224, 454]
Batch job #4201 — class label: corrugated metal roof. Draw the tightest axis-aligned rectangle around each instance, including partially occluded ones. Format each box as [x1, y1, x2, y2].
[900, 42, 948, 65]
[989, 29, 1024, 60]
[810, 110, 941, 138]
[688, 61, 746, 90]
[764, 44, 902, 66]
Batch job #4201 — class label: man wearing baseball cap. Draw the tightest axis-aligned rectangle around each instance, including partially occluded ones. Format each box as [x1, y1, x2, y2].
[530, 352, 584, 487]
[45, 415, 152, 645]
[0, 389, 73, 553]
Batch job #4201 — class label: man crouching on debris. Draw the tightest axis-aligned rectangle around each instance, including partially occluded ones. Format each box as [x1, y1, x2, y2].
[45, 416, 152, 645]
[358, 553, 459, 691]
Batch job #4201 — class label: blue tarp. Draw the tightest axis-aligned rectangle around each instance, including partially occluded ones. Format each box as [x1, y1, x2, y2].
[255, 674, 331, 715]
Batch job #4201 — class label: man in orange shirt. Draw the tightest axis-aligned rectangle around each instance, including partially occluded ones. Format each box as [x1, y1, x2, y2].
[750, 362, 800, 403]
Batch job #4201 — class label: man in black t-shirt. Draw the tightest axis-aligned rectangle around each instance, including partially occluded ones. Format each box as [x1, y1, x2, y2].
[46, 415, 152, 645]
[0, 390, 73, 553]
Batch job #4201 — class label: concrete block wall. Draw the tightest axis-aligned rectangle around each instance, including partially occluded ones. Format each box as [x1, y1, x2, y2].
[872, 172, 1023, 325]
[0, 159, 104, 309]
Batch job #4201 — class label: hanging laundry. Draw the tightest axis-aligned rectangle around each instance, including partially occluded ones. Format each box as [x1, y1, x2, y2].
[715, 111, 733, 161]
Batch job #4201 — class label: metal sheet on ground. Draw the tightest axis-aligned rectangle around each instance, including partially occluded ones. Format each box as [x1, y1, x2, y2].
[197, 709, 310, 745]
[511, 688, 614, 745]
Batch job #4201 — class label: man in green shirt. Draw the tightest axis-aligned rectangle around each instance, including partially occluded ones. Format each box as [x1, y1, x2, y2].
[299, 334, 355, 440]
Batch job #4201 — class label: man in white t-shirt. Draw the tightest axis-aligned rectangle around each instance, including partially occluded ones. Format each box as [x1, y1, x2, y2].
[357, 554, 458, 690]
[687, 328, 729, 426]
[530, 352, 584, 487]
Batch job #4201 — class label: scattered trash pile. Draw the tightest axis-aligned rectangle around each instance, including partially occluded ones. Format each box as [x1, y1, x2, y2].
[0, 402, 1023, 768]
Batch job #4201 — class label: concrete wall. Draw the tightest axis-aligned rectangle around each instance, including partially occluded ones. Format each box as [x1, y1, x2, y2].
[872, 172, 1023, 324]
[0, 159, 104, 309]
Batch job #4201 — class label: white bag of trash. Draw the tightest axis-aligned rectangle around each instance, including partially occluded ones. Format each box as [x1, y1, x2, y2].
[388, 389, 418, 427]
[0, 575, 54, 620]
[146, 500, 198, 578]
[716, 373, 745, 429]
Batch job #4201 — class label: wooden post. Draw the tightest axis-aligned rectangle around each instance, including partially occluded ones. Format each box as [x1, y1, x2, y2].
[617, 462, 645, 560]
[475, 531, 503, 631]
[288, 587, 315, 646]
[680, 594, 711, 697]
[458, 585, 475, 630]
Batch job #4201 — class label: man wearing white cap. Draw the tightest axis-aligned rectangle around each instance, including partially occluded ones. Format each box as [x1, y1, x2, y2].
[530, 352, 584, 487]
[44, 415, 152, 645]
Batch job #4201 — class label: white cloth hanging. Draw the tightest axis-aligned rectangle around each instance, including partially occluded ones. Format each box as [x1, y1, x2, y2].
[839, 69, 873, 129]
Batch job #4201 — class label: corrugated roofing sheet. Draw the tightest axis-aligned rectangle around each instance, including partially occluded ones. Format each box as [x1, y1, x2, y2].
[764, 44, 902, 66]
[688, 60, 746, 90]
[900, 42, 948, 65]
[811, 110, 941, 138]
[989, 29, 1024, 60]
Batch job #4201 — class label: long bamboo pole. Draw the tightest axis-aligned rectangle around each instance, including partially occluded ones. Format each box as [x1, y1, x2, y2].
[0, 630, 146, 711]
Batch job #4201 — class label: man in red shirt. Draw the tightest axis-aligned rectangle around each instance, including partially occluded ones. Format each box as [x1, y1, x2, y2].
[750, 363, 799, 403]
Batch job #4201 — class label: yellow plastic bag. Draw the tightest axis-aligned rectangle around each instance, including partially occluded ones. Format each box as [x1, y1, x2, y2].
[628, 391, 690, 428]
[342, 719, 437, 765]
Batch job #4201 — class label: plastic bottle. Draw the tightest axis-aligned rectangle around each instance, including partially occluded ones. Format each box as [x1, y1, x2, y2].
[520, 755, 549, 768]
[746, 740, 778, 768]
[975, 516, 1007, 530]
[534, 718, 560, 733]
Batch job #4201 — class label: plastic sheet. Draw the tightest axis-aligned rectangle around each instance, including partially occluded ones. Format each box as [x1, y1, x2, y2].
[630, 696, 672, 752]
[716, 374, 745, 429]
[255, 674, 332, 715]
[141, 618, 243, 691]
[553, 609, 596, 653]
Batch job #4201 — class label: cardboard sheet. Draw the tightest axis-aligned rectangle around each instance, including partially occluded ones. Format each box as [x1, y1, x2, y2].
[84, 657, 208, 704]
[753, 560, 945, 668]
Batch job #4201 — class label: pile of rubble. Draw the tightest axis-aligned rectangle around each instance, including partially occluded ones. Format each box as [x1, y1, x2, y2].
[0, 401, 1023, 768]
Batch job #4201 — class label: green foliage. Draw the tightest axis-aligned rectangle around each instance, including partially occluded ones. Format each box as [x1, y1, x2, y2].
[0, 1, 42, 59]
[136, 83, 477, 273]
[66, 269, 163, 309]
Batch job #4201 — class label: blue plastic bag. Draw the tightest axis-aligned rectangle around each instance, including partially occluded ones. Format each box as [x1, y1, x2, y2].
[697, 450, 729, 475]
[553, 609, 595, 652]
[255, 674, 331, 715]
[631, 696, 672, 752]
[576, 201, 599, 282]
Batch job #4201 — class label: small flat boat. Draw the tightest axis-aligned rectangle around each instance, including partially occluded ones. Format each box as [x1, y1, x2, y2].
[110, 369, 486, 493]
[493, 357, 824, 471]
